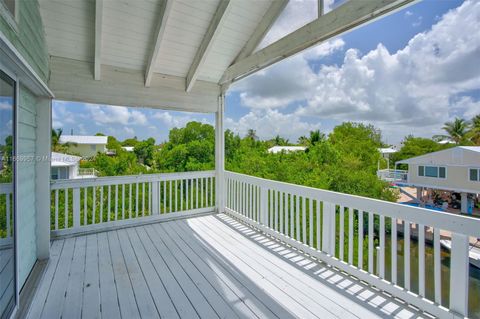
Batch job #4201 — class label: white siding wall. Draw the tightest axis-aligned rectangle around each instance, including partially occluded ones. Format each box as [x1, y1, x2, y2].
[17, 85, 38, 286]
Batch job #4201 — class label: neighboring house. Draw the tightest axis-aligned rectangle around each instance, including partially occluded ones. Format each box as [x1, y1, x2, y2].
[122, 146, 135, 152]
[268, 146, 306, 154]
[383, 146, 480, 214]
[59, 135, 108, 158]
[378, 147, 397, 169]
[51, 152, 96, 180]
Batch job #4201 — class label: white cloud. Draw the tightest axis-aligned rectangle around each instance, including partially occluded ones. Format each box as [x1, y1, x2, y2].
[0, 102, 12, 110]
[231, 38, 344, 109]
[153, 112, 213, 129]
[124, 127, 135, 135]
[226, 109, 320, 141]
[405, 10, 413, 17]
[258, 0, 335, 49]
[89, 104, 149, 126]
[231, 0, 480, 142]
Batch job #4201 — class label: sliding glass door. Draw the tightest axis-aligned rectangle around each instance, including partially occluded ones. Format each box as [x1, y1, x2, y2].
[0, 70, 16, 319]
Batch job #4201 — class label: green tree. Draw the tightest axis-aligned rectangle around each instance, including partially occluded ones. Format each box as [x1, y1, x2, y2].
[441, 117, 470, 144]
[51, 128, 76, 153]
[134, 137, 156, 166]
[466, 114, 480, 145]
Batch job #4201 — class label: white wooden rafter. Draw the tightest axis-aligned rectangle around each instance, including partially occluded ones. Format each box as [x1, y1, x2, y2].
[94, 0, 103, 80]
[145, 0, 174, 87]
[185, 0, 232, 92]
[233, 0, 288, 63]
[220, 0, 417, 85]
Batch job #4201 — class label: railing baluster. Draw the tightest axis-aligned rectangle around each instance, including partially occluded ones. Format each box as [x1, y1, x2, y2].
[181, 179, 184, 211]
[107, 185, 111, 222]
[210, 176, 213, 207]
[92, 187, 96, 224]
[195, 178, 198, 209]
[379, 215, 385, 278]
[115, 184, 118, 220]
[84, 187, 87, 225]
[142, 182, 146, 216]
[273, 190, 278, 230]
[129, 184, 132, 218]
[434, 227, 441, 304]
[309, 198, 313, 247]
[285, 193, 289, 237]
[54, 189, 59, 230]
[316, 200, 321, 250]
[358, 211, 363, 269]
[368, 212, 374, 273]
[122, 184, 125, 219]
[302, 197, 306, 244]
[100, 186, 104, 223]
[404, 220, 411, 290]
[296, 195, 300, 241]
[418, 223, 425, 296]
[339, 206, 344, 261]
[391, 217, 397, 284]
[65, 188, 69, 228]
[449, 233, 469, 316]
[269, 190, 273, 228]
[190, 179, 193, 210]
[348, 207, 353, 265]
[135, 182, 139, 218]
[73, 188, 80, 228]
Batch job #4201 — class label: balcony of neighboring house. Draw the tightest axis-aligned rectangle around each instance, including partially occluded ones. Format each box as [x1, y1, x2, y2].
[1, 1, 479, 319]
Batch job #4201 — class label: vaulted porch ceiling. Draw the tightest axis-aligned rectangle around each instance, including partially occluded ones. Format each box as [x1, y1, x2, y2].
[38, 0, 416, 113]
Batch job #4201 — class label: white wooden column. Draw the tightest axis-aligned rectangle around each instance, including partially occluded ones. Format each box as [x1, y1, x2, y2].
[35, 98, 52, 260]
[461, 192, 468, 214]
[215, 93, 225, 213]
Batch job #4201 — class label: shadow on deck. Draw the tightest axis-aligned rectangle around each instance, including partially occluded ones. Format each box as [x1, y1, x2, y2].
[24, 213, 427, 319]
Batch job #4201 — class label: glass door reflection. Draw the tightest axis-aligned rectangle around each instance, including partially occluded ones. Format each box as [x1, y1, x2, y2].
[0, 70, 16, 319]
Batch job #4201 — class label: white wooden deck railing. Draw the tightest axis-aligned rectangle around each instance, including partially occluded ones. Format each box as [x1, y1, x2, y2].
[50, 171, 215, 237]
[377, 169, 408, 183]
[224, 171, 479, 318]
[0, 183, 13, 243]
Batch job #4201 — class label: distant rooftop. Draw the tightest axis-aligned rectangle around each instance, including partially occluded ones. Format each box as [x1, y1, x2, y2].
[378, 147, 397, 154]
[59, 135, 108, 145]
[268, 146, 306, 154]
[51, 152, 81, 167]
[397, 146, 480, 165]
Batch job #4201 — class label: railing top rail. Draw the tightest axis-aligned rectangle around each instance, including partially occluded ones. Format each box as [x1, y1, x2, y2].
[225, 170, 480, 237]
[51, 170, 215, 189]
[378, 168, 407, 173]
[0, 183, 13, 193]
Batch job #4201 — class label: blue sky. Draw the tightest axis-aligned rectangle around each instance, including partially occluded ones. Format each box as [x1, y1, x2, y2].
[52, 0, 480, 145]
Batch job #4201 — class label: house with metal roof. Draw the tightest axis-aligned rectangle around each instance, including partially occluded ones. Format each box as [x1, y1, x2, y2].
[268, 146, 306, 154]
[59, 135, 108, 158]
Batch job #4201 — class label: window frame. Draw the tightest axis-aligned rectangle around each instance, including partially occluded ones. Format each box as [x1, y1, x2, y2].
[470, 168, 480, 182]
[417, 165, 447, 179]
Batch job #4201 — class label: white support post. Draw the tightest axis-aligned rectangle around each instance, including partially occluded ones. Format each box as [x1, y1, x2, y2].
[449, 233, 469, 317]
[35, 98, 52, 260]
[322, 202, 331, 254]
[461, 192, 468, 214]
[215, 93, 225, 213]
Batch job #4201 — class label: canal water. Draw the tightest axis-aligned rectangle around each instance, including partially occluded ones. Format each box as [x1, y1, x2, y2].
[381, 236, 480, 318]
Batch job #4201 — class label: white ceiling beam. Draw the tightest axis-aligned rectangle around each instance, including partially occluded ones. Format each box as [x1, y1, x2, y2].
[94, 0, 103, 80]
[145, 0, 174, 87]
[220, 0, 417, 85]
[186, 0, 232, 92]
[233, 0, 288, 63]
[50, 57, 220, 113]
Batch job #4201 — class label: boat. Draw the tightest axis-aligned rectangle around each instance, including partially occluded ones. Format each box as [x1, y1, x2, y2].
[440, 239, 480, 268]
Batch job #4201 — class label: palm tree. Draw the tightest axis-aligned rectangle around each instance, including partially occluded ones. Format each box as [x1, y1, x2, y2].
[51, 128, 76, 153]
[308, 130, 325, 146]
[246, 129, 257, 141]
[467, 114, 480, 145]
[442, 117, 469, 144]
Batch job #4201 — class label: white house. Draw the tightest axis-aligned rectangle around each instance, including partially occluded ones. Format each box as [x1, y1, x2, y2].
[51, 152, 96, 180]
[59, 135, 108, 158]
[268, 146, 306, 154]
[388, 146, 480, 213]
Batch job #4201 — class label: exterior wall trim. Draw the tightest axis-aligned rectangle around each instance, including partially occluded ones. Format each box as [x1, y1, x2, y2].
[0, 30, 53, 98]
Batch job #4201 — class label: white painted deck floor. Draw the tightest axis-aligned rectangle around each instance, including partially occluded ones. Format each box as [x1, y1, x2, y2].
[25, 214, 427, 319]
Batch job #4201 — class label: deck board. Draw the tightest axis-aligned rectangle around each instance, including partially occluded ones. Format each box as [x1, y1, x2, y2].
[25, 214, 426, 319]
